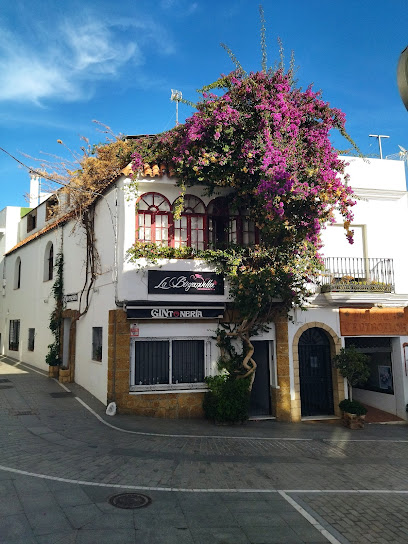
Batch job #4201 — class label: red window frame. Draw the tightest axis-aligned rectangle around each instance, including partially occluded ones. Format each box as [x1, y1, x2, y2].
[172, 195, 207, 250]
[136, 193, 172, 246]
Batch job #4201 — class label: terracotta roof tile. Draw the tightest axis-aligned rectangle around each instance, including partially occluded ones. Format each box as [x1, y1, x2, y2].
[5, 211, 75, 256]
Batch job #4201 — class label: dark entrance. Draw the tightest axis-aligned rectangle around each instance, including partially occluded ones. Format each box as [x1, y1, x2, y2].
[249, 340, 272, 417]
[298, 327, 334, 416]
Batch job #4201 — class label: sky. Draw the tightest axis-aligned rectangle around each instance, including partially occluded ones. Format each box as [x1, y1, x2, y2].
[1, 0, 407, 209]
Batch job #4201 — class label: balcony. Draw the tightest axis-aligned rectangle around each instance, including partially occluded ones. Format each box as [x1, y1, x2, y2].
[320, 257, 395, 294]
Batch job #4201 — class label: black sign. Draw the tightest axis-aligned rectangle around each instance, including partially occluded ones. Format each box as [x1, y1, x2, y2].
[148, 271, 224, 295]
[127, 307, 224, 319]
[64, 293, 78, 303]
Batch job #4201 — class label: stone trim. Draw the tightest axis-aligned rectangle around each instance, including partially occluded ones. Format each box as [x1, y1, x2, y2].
[292, 322, 344, 421]
[275, 313, 292, 422]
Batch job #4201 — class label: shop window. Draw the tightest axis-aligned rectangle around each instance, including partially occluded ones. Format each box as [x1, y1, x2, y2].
[9, 320, 20, 351]
[26, 210, 37, 233]
[173, 195, 206, 250]
[345, 337, 394, 394]
[28, 328, 35, 351]
[14, 257, 21, 289]
[92, 327, 103, 361]
[131, 339, 205, 390]
[44, 242, 54, 281]
[136, 193, 172, 246]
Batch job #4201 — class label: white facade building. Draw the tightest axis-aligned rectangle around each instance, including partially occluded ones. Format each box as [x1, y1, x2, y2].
[1, 156, 408, 421]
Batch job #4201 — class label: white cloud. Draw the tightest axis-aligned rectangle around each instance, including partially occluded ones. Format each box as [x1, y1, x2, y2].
[0, 15, 175, 104]
[160, 0, 198, 16]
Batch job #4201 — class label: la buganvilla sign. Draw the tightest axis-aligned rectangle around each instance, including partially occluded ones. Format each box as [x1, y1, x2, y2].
[148, 271, 224, 295]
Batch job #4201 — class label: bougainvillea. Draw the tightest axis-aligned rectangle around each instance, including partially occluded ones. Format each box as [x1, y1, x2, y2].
[127, 67, 358, 381]
[129, 69, 356, 306]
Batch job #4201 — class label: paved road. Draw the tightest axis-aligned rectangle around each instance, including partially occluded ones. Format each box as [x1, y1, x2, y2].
[1, 355, 408, 543]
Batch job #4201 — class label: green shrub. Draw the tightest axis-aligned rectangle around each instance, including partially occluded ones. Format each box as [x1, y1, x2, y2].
[333, 346, 370, 401]
[45, 343, 61, 366]
[339, 399, 367, 416]
[203, 375, 251, 423]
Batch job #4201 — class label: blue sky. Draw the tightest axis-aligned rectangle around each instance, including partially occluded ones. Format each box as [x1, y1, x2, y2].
[1, 0, 407, 209]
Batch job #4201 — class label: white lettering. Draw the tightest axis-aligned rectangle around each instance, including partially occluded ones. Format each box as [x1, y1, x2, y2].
[153, 274, 217, 292]
[150, 308, 203, 318]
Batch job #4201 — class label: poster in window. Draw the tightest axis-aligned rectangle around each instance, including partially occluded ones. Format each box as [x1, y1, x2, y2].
[378, 365, 392, 390]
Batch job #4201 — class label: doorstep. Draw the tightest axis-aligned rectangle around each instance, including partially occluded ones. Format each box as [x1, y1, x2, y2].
[301, 415, 341, 422]
[248, 415, 277, 421]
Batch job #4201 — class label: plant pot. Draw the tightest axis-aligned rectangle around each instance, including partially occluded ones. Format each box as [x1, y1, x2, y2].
[58, 367, 71, 383]
[343, 412, 365, 430]
[48, 365, 60, 378]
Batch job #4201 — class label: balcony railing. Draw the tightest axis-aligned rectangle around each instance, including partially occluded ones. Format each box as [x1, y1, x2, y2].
[320, 257, 395, 293]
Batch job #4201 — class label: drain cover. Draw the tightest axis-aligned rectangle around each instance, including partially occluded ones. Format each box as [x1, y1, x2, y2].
[49, 392, 73, 398]
[0, 385, 14, 389]
[108, 493, 151, 509]
[0, 379, 11, 383]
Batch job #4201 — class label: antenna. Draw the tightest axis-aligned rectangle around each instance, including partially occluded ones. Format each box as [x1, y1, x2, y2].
[170, 89, 182, 126]
[386, 145, 408, 163]
[369, 134, 390, 159]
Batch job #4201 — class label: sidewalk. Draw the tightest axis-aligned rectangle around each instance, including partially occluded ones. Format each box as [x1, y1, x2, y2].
[1, 356, 408, 543]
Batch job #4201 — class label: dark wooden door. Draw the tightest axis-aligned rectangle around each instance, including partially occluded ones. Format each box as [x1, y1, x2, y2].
[249, 341, 271, 417]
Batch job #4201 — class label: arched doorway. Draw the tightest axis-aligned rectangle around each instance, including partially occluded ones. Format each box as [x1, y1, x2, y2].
[298, 327, 334, 416]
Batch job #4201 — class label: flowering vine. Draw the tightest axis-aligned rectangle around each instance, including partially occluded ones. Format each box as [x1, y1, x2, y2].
[127, 67, 358, 381]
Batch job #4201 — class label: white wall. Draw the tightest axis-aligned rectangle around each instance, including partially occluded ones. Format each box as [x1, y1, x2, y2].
[117, 176, 231, 304]
[320, 157, 408, 294]
[1, 229, 61, 364]
[342, 156, 406, 191]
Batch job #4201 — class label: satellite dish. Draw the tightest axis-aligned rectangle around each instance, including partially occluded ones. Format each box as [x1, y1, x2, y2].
[397, 47, 408, 110]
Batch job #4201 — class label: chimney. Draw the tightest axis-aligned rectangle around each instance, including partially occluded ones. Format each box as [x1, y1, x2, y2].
[29, 172, 40, 208]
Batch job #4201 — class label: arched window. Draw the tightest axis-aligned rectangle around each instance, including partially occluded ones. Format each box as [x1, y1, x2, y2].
[14, 257, 21, 289]
[230, 209, 259, 246]
[136, 193, 172, 246]
[44, 242, 54, 281]
[208, 198, 259, 248]
[172, 195, 206, 250]
[207, 198, 230, 249]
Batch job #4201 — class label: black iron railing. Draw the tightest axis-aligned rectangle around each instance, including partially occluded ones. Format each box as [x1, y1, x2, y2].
[320, 257, 395, 293]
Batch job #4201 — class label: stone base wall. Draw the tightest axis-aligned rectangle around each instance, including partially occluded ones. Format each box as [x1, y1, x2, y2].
[116, 392, 205, 418]
[108, 309, 205, 418]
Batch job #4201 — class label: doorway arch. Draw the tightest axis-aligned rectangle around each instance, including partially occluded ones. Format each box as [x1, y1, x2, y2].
[292, 322, 343, 420]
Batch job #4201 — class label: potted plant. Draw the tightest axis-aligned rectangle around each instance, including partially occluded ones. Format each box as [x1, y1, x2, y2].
[339, 399, 368, 429]
[333, 346, 370, 428]
[46, 343, 61, 378]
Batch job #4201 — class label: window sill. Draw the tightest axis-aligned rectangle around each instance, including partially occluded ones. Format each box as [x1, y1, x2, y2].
[91, 359, 103, 365]
[129, 388, 207, 395]
[130, 383, 207, 393]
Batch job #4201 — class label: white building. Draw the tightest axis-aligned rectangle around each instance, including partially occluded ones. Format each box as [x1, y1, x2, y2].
[1, 156, 408, 421]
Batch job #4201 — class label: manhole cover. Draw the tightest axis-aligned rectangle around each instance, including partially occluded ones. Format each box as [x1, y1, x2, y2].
[108, 493, 152, 509]
[49, 392, 73, 398]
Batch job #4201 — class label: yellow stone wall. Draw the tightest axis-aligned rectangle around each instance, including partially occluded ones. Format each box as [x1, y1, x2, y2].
[107, 309, 205, 418]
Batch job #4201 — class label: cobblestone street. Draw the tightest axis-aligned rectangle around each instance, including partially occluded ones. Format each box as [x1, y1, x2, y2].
[1, 356, 408, 543]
